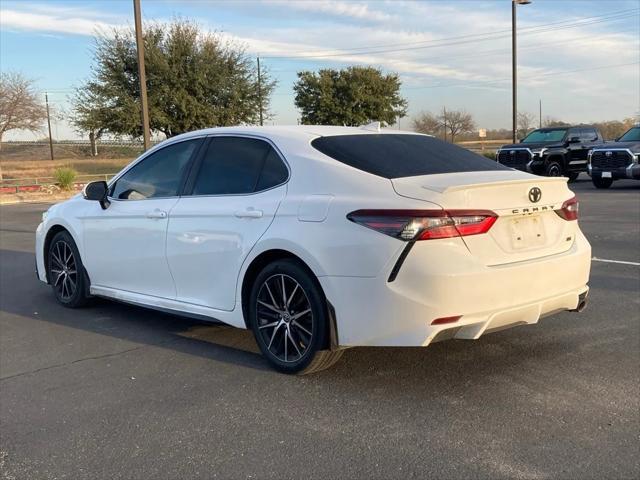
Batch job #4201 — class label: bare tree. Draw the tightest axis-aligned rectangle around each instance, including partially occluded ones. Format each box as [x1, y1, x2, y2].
[441, 108, 475, 143]
[517, 112, 536, 138]
[543, 116, 570, 127]
[413, 111, 442, 137]
[0, 72, 47, 146]
[0, 72, 47, 179]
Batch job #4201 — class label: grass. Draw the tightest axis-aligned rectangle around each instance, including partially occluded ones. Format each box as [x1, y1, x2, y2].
[53, 167, 78, 190]
[0, 157, 131, 182]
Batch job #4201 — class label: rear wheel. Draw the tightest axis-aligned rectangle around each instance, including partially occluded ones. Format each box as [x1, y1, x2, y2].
[47, 231, 90, 308]
[592, 176, 613, 189]
[249, 259, 343, 374]
[545, 161, 563, 177]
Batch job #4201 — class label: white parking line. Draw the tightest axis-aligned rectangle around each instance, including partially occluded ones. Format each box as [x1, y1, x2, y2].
[592, 257, 640, 266]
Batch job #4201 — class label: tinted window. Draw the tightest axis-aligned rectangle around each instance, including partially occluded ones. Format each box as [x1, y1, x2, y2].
[256, 149, 288, 191]
[521, 128, 567, 143]
[311, 134, 508, 179]
[618, 127, 640, 142]
[111, 139, 200, 200]
[580, 128, 597, 141]
[192, 137, 287, 195]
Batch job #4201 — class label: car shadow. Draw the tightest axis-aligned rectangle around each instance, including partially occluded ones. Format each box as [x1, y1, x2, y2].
[0, 248, 589, 385]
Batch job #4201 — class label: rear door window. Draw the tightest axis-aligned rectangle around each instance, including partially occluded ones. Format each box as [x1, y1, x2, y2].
[580, 128, 598, 142]
[311, 134, 508, 179]
[191, 137, 288, 195]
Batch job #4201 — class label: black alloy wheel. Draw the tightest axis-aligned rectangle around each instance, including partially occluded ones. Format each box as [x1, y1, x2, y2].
[249, 259, 343, 374]
[48, 231, 90, 307]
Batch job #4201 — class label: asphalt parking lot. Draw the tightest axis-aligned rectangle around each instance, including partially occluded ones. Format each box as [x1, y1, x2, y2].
[1, 178, 638, 480]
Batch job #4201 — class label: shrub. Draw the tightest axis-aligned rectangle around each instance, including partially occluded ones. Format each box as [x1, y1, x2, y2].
[54, 167, 77, 190]
[482, 151, 497, 161]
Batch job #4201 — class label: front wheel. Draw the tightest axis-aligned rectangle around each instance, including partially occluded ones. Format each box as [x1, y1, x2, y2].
[47, 231, 91, 308]
[592, 176, 613, 189]
[249, 259, 343, 374]
[545, 161, 563, 177]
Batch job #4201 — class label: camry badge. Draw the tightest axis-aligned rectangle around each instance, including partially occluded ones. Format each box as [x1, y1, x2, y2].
[528, 187, 542, 203]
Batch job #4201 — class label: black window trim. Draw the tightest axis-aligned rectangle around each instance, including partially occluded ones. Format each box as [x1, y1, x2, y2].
[107, 136, 207, 202]
[181, 133, 291, 198]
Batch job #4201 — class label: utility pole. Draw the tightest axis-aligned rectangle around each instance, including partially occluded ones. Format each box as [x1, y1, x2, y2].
[539, 99, 542, 128]
[443, 106, 447, 142]
[512, 0, 531, 143]
[133, 0, 151, 150]
[45, 92, 54, 161]
[257, 56, 263, 126]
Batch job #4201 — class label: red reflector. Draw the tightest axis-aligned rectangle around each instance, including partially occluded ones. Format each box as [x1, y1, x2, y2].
[431, 315, 462, 325]
[555, 196, 579, 221]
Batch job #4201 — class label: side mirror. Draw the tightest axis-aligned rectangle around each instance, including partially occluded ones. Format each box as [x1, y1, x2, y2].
[82, 181, 110, 209]
[568, 136, 581, 144]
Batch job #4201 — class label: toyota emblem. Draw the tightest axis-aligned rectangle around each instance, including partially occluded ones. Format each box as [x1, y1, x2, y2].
[528, 187, 542, 203]
[605, 151, 612, 157]
[510, 150, 516, 155]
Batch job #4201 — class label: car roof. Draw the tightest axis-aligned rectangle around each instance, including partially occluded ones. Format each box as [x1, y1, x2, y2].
[533, 125, 596, 131]
[169, 125, 422, 143]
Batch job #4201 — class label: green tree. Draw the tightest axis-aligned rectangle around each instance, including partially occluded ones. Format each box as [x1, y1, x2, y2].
[72, 19, 275, 140]
[293, 67, 407, 126]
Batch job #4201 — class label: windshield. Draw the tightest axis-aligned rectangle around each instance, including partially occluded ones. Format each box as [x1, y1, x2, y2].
[311, 134, 508, 179]
[618, 127, 640, 142]
[521, 128, 567, 143]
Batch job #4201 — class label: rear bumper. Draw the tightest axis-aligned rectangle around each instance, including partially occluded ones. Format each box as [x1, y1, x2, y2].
[320, 231, 591, 347]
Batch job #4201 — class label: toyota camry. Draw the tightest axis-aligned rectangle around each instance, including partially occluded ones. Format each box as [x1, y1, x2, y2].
[35, 126, 591, 374]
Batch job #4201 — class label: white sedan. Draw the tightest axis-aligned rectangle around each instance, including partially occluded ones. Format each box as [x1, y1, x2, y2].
[35, 126, 591, 374]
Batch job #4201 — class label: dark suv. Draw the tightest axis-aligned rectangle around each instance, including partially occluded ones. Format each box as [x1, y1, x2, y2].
[497, 126, 604, 180]
[588, 126, 640, 188]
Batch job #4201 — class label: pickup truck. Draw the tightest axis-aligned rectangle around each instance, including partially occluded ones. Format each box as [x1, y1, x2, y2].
[588, 126, 640, 188]
[496, 126, 605, 180]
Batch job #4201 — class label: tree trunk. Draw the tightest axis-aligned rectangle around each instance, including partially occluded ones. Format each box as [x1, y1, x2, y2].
[89, 130, 98, 156]
[0, 132, 3, 181]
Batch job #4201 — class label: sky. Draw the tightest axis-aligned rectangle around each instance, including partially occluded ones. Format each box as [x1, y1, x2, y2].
[1, 0, 639, 140]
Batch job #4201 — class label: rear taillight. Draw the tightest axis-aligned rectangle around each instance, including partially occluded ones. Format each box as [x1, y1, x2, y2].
[347, 209, 497, 241]
[555, 196, 579, 221]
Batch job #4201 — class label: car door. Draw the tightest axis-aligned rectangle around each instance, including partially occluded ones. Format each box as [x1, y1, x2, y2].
[579, 127, 599, 161]
[166, 135, 289, 311]
[82, 138, 203, 298]
[565, 129, 585, 164]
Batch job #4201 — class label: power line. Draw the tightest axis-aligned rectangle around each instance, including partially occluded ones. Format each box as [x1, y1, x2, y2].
[262, 8, 638, 59]
[270, 7, 639, 57]
[400, 61, 640, 91]
[267, 29, 639, 74]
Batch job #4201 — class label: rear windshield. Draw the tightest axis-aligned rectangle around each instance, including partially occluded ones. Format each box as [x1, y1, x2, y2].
[311, 134, 508, 179]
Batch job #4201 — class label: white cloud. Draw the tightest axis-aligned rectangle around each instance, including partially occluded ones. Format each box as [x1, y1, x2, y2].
[261, 0, 394, 23]
[0, 9, 121, 36]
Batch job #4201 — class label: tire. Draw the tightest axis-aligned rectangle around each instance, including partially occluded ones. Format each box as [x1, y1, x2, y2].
[47, 231, 91, 308]
[592, 176, 613, 189]
[545, 161, 563, 177]
[248, 258, 343, 374]
[567, 171, 579, 182]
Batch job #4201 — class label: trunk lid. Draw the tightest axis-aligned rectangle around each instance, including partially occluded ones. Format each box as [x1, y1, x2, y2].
[391, 171, 578, 266]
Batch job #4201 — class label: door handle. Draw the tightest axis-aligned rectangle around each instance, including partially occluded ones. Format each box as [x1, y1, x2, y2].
[146, 209, 167, 219]
[234, 209, 263, 218]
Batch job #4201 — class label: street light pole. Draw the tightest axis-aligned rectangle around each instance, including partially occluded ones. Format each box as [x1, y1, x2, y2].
[512, 0, 531, 143]
[133, 0, 151, 151]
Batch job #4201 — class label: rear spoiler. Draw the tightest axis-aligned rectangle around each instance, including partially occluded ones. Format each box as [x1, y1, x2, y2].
[410, 173, 568, 194]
